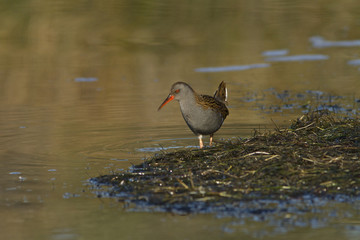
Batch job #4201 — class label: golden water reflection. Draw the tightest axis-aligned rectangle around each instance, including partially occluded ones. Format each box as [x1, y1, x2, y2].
[1, 1, 360, 239]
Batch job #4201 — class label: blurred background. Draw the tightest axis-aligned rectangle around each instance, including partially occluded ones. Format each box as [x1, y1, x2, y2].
[1, 1, 360, 239]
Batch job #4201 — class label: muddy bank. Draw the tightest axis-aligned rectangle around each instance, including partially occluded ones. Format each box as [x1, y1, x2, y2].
[91, 111, 360, 212]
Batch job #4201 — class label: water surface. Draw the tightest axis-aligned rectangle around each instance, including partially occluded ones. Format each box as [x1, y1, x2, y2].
[1, 1, 360, 239]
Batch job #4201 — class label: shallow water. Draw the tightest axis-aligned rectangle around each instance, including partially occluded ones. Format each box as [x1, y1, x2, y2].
[1, 0, 360, 239]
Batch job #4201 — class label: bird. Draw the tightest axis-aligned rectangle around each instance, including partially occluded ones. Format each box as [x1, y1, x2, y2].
[158, 81, 229, 148]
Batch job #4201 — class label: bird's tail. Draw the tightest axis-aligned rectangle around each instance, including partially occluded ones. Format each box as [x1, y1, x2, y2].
[214, 81, 228, 105]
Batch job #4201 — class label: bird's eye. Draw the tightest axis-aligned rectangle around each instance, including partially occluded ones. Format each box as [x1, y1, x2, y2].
[175, 89, 180, 93]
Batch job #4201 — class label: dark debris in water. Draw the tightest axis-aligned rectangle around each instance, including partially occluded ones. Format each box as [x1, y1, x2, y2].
[91, 111, 360, 214]
[241, 89, 360, 116]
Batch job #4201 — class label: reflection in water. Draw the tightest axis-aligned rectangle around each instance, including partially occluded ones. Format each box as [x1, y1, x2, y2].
[310, 36, 360, 48]
[195, 63, 270, 72]
[262, 49, 289, 57]
[74, 77, 98, 82]
[265, 54, 329, 62]
[137, 146, 182, 152]
[0, 0, 360, 240]
[348, 59, 360, 66]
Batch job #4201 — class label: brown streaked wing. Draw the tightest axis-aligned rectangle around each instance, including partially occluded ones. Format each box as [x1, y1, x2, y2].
[196, 94, 229, 119]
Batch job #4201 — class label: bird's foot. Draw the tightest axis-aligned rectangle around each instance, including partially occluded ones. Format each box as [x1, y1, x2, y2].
[209, 134, 214, 146]
[198, 135, 204, 149]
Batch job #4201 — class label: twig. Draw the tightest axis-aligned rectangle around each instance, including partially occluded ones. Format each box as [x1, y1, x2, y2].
[188, 170, 195, 189]
[175, 177, 189, 189]
[264, 155, 280, 161]
[241, 151, 270, 158]
[270, 118, 280, 132]
[294, 122, 315, 131]
[302, 157, 317, 164]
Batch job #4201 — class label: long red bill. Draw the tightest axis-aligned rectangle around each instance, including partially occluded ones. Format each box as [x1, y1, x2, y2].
[158, 95, 174, 111]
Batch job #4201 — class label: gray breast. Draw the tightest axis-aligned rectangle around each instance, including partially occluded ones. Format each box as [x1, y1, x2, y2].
[180, 105, 224, 135]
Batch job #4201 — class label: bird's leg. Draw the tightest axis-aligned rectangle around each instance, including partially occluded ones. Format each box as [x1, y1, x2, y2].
[209, 134, 214, 146]
[198, 135, 204, 149]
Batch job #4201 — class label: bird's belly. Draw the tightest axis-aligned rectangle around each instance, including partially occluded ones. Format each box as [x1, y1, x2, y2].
[181, 108, 223, 135]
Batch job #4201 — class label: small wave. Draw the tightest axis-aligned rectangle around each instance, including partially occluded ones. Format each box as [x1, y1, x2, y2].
[266, 54, 329, 62]
[136, 146, 182, 152]
[74, 77, 98, 82]
[195, 63, 270, 72]
[310, 36, 360, 48]
[348, 59, 360, 66]
[262, 49, 289, 57]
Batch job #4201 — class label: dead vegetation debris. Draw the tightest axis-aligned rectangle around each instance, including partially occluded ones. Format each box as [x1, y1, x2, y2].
[91, 111, 360, 206]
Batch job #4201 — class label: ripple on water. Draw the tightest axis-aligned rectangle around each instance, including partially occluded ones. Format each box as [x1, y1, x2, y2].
[348, 59, 360, 66]
[310, 36, 360, 48]
[136, 146, 182, 152]
[194, 63, 270, 72]
[265, 54, 329, 62]
[262, 49, 289, 57]
[74, 77, 98, 82]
